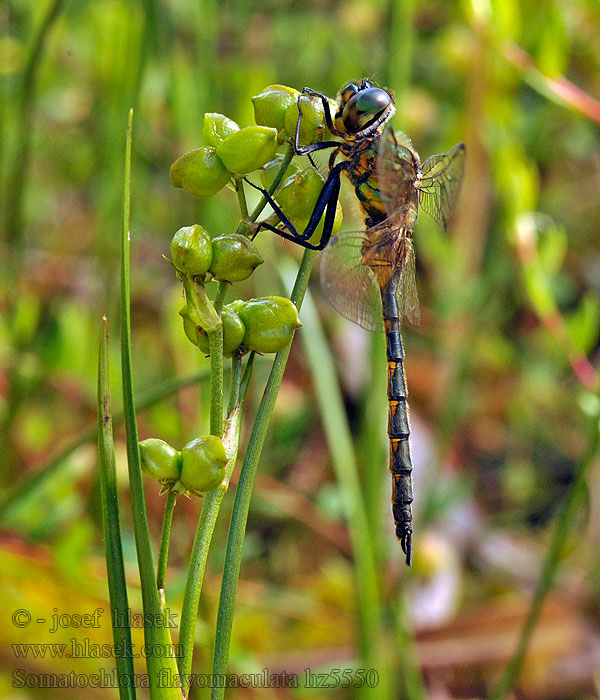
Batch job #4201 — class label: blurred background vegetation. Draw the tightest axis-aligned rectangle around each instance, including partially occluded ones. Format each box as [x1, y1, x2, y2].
[2, 0, 600, 698]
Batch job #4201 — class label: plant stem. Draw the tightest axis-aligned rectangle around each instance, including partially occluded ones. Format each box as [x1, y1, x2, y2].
[157, 487, 177, 593]
[97, 316, 136, 700]
[235, 178, 249, 219]
[177, 401, 245, 693]
[227, 352, 243, 415]
[214, 280, 229, 314]
[207, 325, 224, 438]
[210, 248, 316, 700]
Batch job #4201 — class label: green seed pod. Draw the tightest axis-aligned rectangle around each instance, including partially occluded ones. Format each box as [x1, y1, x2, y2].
[215, 126, 278, 175]
[179, 306, 200, 346]
[197, 306, 245, 357]
[139, 438, 182, 483]
[203, 113, 240, 148]
[252, 85, 300, 132]
[179, 436, 227, 493]
[237, 296, 302, 353]
[170, 147, 231, 198]
[283, 94, 336, 145]
[275, 168, 343, 244]
[209, 233, 264, 282]
[170, 224, 213, 275]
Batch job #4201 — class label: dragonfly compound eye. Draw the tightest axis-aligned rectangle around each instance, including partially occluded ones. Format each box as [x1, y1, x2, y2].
[342, 87, 393, 133]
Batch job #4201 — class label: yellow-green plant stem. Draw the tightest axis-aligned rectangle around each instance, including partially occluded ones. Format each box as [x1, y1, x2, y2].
[210, 248, 316, 700]
[157, 487, 177, 593]
[97, 316, 136, 700]
[207, 325, 224, 438]
[177, 358, 245, 693]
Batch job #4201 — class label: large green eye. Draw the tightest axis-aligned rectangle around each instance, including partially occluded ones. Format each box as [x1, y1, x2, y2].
[342, 87, 392, 133]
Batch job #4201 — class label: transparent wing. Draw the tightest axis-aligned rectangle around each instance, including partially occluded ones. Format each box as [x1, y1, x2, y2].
[417, 142, 466, 230]
[375, 126, 417, 219]
[399, 238, 421, 326]
[320, 223, 421, 329]
[320, 230, 383, 332]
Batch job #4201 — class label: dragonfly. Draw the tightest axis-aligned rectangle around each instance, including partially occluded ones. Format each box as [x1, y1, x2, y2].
[251, 79, 465, 565]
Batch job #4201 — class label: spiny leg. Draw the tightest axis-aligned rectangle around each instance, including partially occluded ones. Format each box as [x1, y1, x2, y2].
[294, 87, 344, 156]
[245, 160, 346, 251]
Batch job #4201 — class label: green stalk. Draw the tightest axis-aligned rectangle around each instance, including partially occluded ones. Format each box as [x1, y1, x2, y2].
[207, 324, 224, 438]
[177, 399, 245, 693]
[488, 405, 600, 700]
[227, 353, 243, 413]
[157, 487, 177, 593]
[384, 0, 415, 121]
[97, 316, 136, 700]
[293, 278, 391, 700]
[210, 248, 316, 700]
[235, 178, 250, 219]
[119, 109, 182, 700]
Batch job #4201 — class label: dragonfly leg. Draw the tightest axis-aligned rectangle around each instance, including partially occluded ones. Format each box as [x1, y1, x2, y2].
[246, 161, 346, 251]
[294, 87, 344, 156]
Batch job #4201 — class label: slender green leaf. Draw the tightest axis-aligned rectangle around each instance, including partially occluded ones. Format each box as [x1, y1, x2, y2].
[97, 315, 136, 700]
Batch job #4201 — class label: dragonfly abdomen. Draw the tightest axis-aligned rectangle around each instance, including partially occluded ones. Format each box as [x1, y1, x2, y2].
[381, 278, 414, 565]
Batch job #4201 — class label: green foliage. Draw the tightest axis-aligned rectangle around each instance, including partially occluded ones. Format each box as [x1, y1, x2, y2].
[3, 1, 600, 699]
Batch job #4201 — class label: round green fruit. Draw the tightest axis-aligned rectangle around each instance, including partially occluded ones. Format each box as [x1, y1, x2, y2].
[203, 113, 240, 148]
[237, 296, 301, 353]
[139, 438, 182, 483]
[179, 436, 227, 493]
[215, 126, 278, 175]
[170, 224, 213, 275]
[209, 233, 263, 282]
[252, 85, 300, 132]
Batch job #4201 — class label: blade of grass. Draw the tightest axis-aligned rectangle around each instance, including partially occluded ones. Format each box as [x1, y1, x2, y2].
[210, 248, 316, 700]
[97, 315, 136, 700]
[119, 109, 182, 700]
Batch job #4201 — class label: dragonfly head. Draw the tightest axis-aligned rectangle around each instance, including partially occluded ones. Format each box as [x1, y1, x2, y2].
[335, 79, 395, 138]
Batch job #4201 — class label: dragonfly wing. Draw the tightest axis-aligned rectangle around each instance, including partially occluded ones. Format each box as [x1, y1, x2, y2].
[320, 230, 383, 332]
[375, 126, 416, 218]
[418, 142, 466, 230]
[398, 238, 421, 326]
